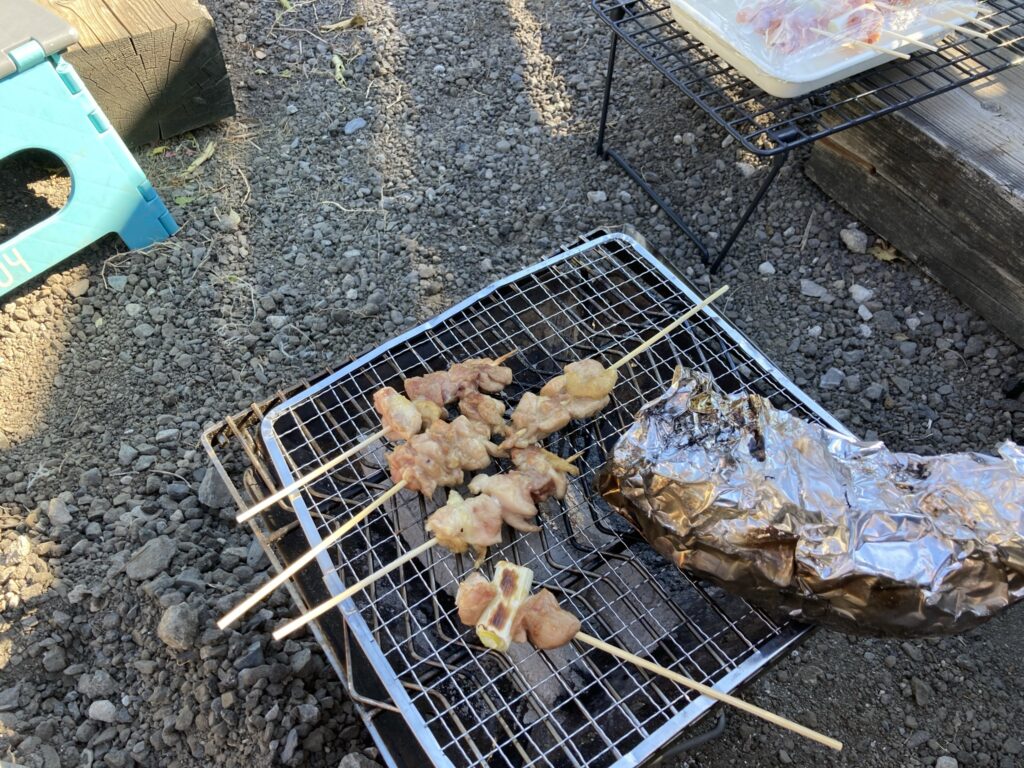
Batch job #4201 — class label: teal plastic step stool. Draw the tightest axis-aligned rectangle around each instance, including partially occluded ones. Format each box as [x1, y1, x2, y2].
[0, 0, 178, 297]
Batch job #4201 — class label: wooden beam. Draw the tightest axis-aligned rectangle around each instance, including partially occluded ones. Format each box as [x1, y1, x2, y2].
[39, 0, 235, 146]
[806, 65, 1024, 347]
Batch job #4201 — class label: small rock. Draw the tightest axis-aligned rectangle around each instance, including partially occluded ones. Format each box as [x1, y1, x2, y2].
[779, 749, 792, 764]
[800, 279, 827, 299]
[268, 315, 288, 330]
[42, 647, 67, 673]
[126, 536, 177, 580]
[125, 303, 144, 318]
[157, 603, 199, 651]
[819, 367, 845, 390]
[494, 138, 512, 152]
[285, 103, 299, 115]
[118, 443, 139, 466]
[46, 497, 73, 526]
[155, 428, 180, 444]
[849, 283, 874, 303]
[891, 376, 912, 395]
[863, 383, 884, 402]
[735, 162, 757, 178]
[911, 676, 933, 707]
[134, 322, 156, 339]
[198, 467, 234, 509]
[68, 278, 90, 298]
[0, 684, 18, 712]
[936, 757, 959, 768]
[78, 670, 116, 698]
[757, 261, 776, 276]
[906, 317, 921, 332]
[338, 754, 383, 768]
[88, 700, 117, 723]
[964, 335, 986, 358]
[586, 190, 607, 204]
[1003, 737, 1022, 755]
[80, 467, 102, 487]
[280, 727, 300, 762]
[107, 275, 128, 292]
[858, 304, 873, 321]
[840, 228, 870, 254]
[344, 117, 367, 135]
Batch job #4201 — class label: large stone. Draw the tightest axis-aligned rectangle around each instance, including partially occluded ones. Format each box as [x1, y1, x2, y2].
[198, 468, 234, 509]
[88, 700, 117, 723]
[157, 603, 199, 650]
[338, 754, 383, 768]
[78, 669, 116, 698]
[126, 536, 177, 581]
[46, 498, 73, 527]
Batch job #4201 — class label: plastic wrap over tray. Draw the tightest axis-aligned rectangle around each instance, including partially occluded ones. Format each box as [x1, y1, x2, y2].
[598, 367, 1024, 636]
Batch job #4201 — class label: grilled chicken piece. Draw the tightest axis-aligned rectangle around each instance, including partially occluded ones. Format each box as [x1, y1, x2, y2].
[562, 359, 618, 400]
[468, 473, 539, 532]
[458, 392, 508, 436]
[510, 447, 578, 501]
[403, 358, 513, 406]
[373, 387, 423, 442]
[387, 434, 463, 496]
[427, 416, 496, 471]
[455, 571, 497, 625]
[413, 398, 446, 427]
[500, 393, 573, 450]
[426, 490, 504, 565]
[538, 376, 610, 420]
[511, 589, 581, 650]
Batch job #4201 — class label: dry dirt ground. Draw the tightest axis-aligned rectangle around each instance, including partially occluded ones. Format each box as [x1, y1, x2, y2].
[0, 1, 1022, 767]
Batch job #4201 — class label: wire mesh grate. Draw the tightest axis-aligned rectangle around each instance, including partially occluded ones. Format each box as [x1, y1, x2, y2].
[592, 0, 1024, 155]
[261, 233, 848, 768]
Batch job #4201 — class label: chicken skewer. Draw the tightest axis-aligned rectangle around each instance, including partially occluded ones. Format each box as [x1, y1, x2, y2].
[270, 287, 730, 638]
[874, 1, 990, 39]
[810, 26, 913, 58]
[220, 415, 505, 630]
[272, 448, 581, 639]
[456, 563, 844, 752]
[234, 352, 515, 524]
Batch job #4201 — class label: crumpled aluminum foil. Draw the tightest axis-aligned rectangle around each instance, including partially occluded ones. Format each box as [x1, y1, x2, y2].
[598, 367, 1024, 636]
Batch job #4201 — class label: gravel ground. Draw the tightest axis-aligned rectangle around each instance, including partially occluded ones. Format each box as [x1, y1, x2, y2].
[1, 1, 1022, 767]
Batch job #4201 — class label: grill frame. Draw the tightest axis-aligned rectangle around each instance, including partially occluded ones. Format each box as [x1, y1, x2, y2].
[258, 232, 851, 768]
[592, 0, 1024, 156]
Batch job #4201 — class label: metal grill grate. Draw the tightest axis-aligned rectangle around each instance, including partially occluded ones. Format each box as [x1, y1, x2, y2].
[260, 233, 849, 768]
[592, 0, 1024, 155]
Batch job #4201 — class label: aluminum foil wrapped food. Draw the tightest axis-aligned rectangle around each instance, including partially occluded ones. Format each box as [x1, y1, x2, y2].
[597, 367, 1024, 636]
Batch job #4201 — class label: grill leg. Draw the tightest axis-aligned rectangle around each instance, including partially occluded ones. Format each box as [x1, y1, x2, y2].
[596, 27, 618, 158]
[707, 148, 790, 273]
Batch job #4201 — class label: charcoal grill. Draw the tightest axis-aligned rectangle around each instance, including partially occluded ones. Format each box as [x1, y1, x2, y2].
[206, 230, 850, 767]
[591, 0, 1024, 270]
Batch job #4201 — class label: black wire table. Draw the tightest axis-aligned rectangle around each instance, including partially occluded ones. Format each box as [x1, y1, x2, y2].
[592, 0, 1024, 271]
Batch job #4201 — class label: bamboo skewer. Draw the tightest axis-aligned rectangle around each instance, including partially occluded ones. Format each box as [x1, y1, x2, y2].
[610, 285, 729, 372]
[879, 28, 940, 51]
[236, 431, 385, 524]
[274, 538, 439, 640]
[575, 632, 844, 752]
[219, 482, 407, 628]
[811, 27, 913, 60]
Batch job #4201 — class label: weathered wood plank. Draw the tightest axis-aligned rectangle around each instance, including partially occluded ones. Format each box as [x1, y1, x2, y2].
[39, 0, 235, 146]
[806, 63, 1024, 347]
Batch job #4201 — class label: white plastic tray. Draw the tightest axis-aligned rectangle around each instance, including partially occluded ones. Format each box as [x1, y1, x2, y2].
[668, 0, 980, 98]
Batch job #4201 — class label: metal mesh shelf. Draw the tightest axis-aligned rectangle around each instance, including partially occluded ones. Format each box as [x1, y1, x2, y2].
[592, 0, 1024, 155]
[257, 232, 850, 768]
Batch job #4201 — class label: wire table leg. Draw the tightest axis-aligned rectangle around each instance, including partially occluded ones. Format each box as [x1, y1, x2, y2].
[707, 149, 790, 273]
[593, 18, 793, 273]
